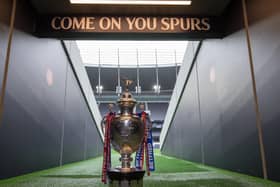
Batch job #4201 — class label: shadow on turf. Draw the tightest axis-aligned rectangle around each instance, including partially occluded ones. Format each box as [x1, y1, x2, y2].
[42, 174, 101, 179]
[144, 179, 247, 187]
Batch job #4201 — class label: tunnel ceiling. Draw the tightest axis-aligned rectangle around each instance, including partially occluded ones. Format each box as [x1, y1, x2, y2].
[28, 0, 232, 16]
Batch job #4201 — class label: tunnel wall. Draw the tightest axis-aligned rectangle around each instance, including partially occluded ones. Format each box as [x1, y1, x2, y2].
[162, 0, 280, 181]
[0, 0, 103, 179]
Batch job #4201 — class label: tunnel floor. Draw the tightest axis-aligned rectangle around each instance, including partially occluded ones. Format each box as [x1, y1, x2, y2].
[0, 150, 279, 187]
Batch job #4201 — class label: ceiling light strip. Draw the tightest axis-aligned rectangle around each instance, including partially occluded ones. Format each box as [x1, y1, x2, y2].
[70, 0, 192, 5]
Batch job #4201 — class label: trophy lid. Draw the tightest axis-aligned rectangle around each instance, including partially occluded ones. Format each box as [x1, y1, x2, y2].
[117, 79, 136, 105]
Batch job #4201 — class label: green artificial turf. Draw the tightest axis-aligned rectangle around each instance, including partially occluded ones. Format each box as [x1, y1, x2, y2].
[152, 153, 207, 173]
[144, 179, 247, 187]
[0, 150, 279, 187]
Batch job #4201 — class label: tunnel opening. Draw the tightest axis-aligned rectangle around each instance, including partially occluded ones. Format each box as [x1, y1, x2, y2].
[0, 0, 280, 186]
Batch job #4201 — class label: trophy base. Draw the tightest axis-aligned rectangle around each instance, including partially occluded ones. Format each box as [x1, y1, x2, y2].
[108, 168, 145, 187]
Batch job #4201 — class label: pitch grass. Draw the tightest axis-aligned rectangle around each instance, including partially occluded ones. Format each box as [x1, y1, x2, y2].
[0, 150, 279, 187]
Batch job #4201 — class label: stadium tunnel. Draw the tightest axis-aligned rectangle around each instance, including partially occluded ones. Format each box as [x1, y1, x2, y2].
[0, 0, 280, 186]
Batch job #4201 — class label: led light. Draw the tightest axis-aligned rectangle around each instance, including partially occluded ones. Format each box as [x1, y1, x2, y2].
[70, 0, 192, 5]
[135, 86, 142, 94]
[116, 86, 122, 94]
[96, 85, 103, 93]
[153, 85, 161, 93]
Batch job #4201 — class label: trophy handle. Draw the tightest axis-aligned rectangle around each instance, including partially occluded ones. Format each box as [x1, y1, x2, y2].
[146, 116, 152, 130]
[101, 116, 106, 135]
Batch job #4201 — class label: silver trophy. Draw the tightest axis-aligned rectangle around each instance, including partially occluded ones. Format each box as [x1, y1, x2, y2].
[111, 83, 144, 171]
[107, 80, 145, 187]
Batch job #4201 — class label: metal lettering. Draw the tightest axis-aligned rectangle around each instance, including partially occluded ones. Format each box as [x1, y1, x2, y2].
[86, 17, 95, 30]
[134, 17, 146, 31]
[160, 17, 170, 31]
[146, 17, 157, 31]
[191, 18, 201, 31]
[201, 18, 210, 31]
[126, 17, 136, 30]
[72, 17, 85, 29]
[51, 16, 61, 30]
[48, 16, 212, 32]
[170, 18, 180, 30]
[99, 17, 111, 30]
[111, 17, 121, 30]
[61, 17, 72, 30]
[180, 18, 191, 31]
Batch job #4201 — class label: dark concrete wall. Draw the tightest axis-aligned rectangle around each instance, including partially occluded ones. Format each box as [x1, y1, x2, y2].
[162, 0, 280, 181]
[0, 0, 102, 179]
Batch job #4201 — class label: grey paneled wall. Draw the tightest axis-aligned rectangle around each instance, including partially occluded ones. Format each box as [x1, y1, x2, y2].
[0, 0, 102, 179]
[163, 69, 202, 163]
[196, 33, 262, 177]
[62, 64, 87, 164]
[247, 0, 280, 181]
[162, 0, 280, 181]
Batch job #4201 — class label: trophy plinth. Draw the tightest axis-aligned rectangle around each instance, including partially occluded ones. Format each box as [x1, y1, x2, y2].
[108, 81, 145, 187]
[108, 168, 145, 187]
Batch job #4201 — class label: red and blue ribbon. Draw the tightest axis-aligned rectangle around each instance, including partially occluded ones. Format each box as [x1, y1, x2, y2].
[135, 112, 155, 174]
[101, 113, 114, 184]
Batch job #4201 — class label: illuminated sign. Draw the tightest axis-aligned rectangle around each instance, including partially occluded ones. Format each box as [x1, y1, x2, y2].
[35, 15, 223, 39]
[50, 16, 210, 32]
